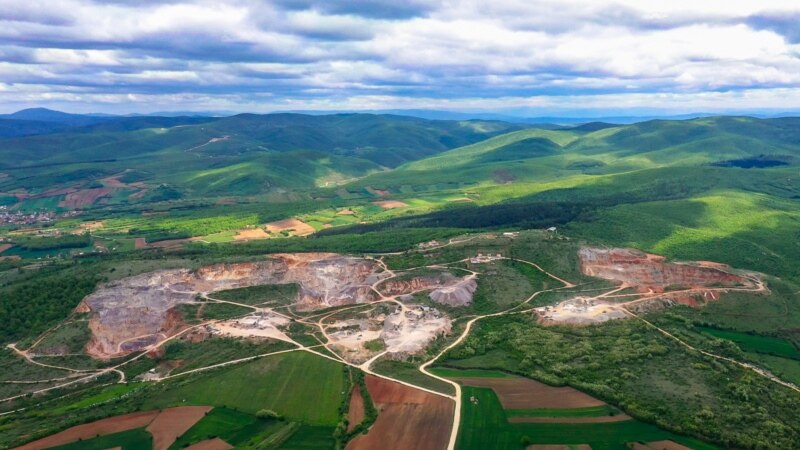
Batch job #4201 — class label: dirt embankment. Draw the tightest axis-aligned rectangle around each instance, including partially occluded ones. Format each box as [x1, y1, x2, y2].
[346, 376, 453, 450]
[82, 254, 384, 358]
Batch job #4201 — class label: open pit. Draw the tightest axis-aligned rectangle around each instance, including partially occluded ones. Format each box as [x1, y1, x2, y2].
[80, 253, 385, 358]
[536, 247, 761, 326]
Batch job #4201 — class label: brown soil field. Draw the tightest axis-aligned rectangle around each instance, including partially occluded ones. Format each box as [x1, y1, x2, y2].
[184, 438, 234, 450]
[59, 188, 113, 209]
[134, 238, 147, 249]
[509, 414, 631, 423]
[265, 218, 315, 236]
[149, 238, 197, 249]
[372, 200, 408, 209]
[234, 228, 269, 241]
[0, 255, 22, 261]
[146, 406, 212, 450]
[346, 376, 453, 450]
[347, 387, 366, 432]
[0, 243, 12, 254]
[527, 445, 591, 450]
[629, 440, 691, 450]
[13, 410, 159, 450]
[456, 377, 604, 409]
[337, 209, 356, 215]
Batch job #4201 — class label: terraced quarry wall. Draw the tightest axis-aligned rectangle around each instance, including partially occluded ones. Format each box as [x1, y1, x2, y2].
[81, 253, 384, 358]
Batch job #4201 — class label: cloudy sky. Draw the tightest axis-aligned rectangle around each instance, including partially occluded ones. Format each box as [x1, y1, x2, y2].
[1, 0, 800, 115]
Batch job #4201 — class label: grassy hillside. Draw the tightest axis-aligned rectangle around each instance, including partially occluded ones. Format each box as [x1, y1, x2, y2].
[0, 113, 523, 208]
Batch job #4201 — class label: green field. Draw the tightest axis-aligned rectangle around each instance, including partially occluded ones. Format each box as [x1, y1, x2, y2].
[48, 428, 152, 450]
[456, 386, 716, 450]
[696, 326, 800, 360]
[168, 407, 277, 449]
[141, 352, 345, 425]
[506, 405, 618, 418]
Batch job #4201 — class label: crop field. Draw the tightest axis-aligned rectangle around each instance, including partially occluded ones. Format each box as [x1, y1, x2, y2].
[455, 386, 716, 450]
[168, 407, 277, 449]
[141, 352, 345, 425]
[46, 428, 153, 450]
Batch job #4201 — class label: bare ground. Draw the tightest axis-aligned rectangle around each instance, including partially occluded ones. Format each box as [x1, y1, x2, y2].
[346, 376, 453, 450]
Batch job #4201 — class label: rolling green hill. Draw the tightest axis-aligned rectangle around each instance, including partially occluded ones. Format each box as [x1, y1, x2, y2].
[0, 113, 523, 202]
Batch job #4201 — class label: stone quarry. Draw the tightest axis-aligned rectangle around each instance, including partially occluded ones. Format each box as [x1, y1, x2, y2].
[535, 247, 760, 326]
[578, 247, 748, 291]
[80, 253, 385, 358]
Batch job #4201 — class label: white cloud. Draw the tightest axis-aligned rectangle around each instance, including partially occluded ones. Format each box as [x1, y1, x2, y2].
[0, 0, 798, 113]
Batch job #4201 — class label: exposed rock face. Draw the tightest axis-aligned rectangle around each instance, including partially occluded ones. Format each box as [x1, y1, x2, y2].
[578, 247, 747, 291]
[430, 278, 477, 307]
[379, 272, 478, 306]
[379, 273, 458, 296]
[82, 253, 384, 358]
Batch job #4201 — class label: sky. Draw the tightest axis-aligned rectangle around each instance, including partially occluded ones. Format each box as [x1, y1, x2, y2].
[1, 0, 800, 116]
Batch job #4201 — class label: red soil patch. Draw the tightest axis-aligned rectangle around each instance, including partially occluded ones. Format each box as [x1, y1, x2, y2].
[13, 410, 159, 450]
[456, 377, 604, 409]
[134, 238, 148, 249]
[0, 243, 12, 254]
[509, 414, 631, 423]
[234, 228, 269, 241]
[579, 247, 748, 293]
[347, 386, 366, 432]
[346, 376, 453, 450]
[184, 438, 234, 450]
[59, 188, 113, 209]
[372, 200, 408, 209]
[366, 186, 390, 197]
[630, 441, 691, 450]
[146, 406, 212, 450]
[265, 218, 315, 236]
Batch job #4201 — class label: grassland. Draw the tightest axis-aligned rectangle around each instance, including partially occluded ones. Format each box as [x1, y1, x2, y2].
[141, 352, 345, 425]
